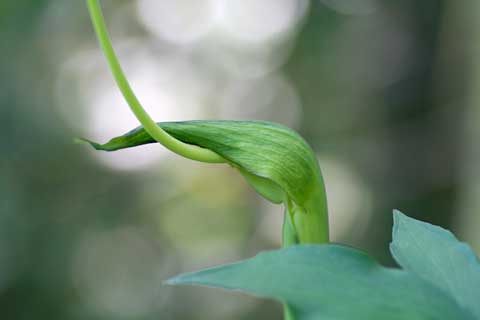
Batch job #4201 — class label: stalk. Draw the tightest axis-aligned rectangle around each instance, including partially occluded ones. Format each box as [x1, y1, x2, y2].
[85, 0, 225, 163]
[282, 210, 297, 320]
[281, 171, 329, 319]
[291, 183, 329, 244]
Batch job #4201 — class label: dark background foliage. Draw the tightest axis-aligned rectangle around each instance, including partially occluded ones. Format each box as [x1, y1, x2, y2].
[1, 0, 479, 319]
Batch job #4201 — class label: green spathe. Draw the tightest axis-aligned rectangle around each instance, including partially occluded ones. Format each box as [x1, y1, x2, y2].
[166, 244, 473, 320]
[82, 120, 329, 244]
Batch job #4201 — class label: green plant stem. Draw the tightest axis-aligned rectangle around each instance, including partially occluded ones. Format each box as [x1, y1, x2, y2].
[85, 0, 225, 163]
[283, 304, 295, 320]
[282, 211, 297, 320]
[281, 185, 329, 319]
[282, 209, 298, 247]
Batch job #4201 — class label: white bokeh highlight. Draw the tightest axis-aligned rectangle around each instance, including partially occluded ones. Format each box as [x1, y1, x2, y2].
[137, 0, 217, 45]
[216, 0, 309, 44]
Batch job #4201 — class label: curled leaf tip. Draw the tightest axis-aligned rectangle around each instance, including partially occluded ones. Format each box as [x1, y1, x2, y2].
[74, 137, 99, 148]
[163, 278, 178, 286]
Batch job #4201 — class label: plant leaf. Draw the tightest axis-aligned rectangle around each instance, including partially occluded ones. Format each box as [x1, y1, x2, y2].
[81, 120, 329, 243]
[82, 120, 320, 204]
[390, 210, 480, 319]
[166, 244, 472, 320]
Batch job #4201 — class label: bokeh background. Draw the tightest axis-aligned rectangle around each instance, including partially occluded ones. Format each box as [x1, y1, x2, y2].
[1, 0, 480, 319]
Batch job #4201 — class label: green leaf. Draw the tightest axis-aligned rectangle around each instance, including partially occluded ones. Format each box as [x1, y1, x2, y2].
[166, 244, 472, 320]
[81, 120, 329, 243]
[390, 210, 480, 319]
[82, 120, 317, 204]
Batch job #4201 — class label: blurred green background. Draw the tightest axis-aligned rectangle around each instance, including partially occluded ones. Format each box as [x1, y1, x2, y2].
[1, 0, 480, 319]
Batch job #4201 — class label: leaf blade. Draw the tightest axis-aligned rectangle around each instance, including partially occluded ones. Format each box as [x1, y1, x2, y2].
[82, 120, 320, 205]
[390, 210, 480, 319]
[167, 244, 472, 320]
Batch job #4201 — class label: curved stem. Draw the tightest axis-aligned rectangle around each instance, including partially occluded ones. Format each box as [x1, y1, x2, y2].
[86, 0, 226, 163]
